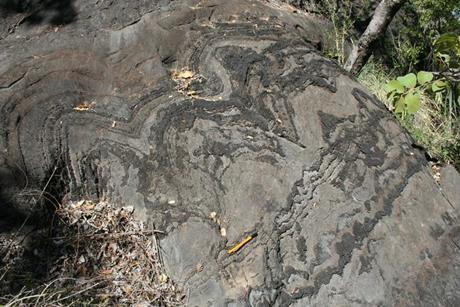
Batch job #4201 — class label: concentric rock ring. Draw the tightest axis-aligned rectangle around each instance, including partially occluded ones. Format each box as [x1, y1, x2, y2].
[0, 0, 459, 306]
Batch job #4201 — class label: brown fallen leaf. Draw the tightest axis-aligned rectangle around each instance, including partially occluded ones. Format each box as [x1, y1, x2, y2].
[73, 101, 95, 112]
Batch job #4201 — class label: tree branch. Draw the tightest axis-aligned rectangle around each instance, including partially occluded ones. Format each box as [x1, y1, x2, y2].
[344, 0, 406, 75]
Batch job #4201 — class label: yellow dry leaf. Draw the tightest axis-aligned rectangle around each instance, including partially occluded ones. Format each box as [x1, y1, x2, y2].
[73, 101, 94, 112]
[159, 273, 168, 283]
[176, 70, 194, 79]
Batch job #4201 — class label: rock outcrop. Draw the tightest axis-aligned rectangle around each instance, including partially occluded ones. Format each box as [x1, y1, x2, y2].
[0, 0, 458, 306]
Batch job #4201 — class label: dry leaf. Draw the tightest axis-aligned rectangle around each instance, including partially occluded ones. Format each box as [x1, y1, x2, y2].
[11, 200, 184, 305]
[73, 101, 95, 112]
[159, 273, 168, 283]
[175, 70, 194, 79]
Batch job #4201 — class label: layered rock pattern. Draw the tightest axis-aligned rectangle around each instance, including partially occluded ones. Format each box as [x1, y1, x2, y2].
[0, 0, 459, 306]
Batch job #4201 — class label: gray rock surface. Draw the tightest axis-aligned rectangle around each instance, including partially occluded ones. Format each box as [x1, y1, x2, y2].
[440, 165, 460, 208]
[0, 0, 459, 306]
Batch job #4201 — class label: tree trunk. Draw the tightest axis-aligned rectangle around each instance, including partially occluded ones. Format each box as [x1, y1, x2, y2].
[0, 0, 459, 306]
[344, 0, 406, 75]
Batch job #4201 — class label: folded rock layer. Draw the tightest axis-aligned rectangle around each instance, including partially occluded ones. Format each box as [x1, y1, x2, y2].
[0, 0, 459, 306]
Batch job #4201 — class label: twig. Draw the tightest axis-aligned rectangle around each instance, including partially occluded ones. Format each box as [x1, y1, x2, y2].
[151, 222, 164, 267]
[6, 292, 47, 306]
[34, 278, 75, 306]
[48, 281, 102, 305]
[2, 201, 182, 305]
[0, 264, 11, 281]
[52, 229, 165, 240]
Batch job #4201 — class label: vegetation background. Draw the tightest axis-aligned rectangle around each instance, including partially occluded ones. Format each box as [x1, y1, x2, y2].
[286, 0, 460, 169]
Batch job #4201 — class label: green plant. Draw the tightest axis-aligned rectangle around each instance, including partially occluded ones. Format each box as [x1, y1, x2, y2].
[356, 4, 460, 168]
[432, 33, 460, 132]
[434, 33, 460, 64]
[321, 0, 354, 65]
[382, 70, 459, 167]
[412, 0, 460, 32]
[383, 0, 460, 74]
[382, 32, 460, 168]
[384, 71, 434, 117]
[385, 33, 460, 118]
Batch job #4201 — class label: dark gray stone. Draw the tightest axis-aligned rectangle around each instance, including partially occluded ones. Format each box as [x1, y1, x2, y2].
[0, 0, 459, 306]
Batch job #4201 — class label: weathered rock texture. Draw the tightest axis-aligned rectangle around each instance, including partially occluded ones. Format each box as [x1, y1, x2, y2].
[0, 0, 459, 306]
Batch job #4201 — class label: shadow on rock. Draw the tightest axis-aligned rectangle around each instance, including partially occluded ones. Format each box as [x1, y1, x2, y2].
[0, 0, 77, 25]
[0, 169, 57, 297]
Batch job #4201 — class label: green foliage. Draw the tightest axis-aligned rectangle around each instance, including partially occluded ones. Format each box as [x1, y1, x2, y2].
[417, 71, 434, 85]
[321, 0, 355, 65]
[385, 80, 404, 93]
[318, 0, 460, 168]
[386, 31, 460, 121]
[383, 0, 460, 74]
[435, 33, 460, 54]
[379, 31, 460, 168]
[434, 33, 460, 69]
[397, 73, 417, 88]
[385, 72, 433, 116]
[432, 33, 460, 133]
[361, 59, 460, 169]
[412, 0, 460, 31]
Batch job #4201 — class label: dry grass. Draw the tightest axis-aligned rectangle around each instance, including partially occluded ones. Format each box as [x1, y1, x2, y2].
[0, 200, 184, 306]
[407, 95, 460, 166]
[358, 59, 394, 105]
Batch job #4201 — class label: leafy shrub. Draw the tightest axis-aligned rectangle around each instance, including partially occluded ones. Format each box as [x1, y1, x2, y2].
[384, 71, 433, 116]
[381, 32, 459, 168]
